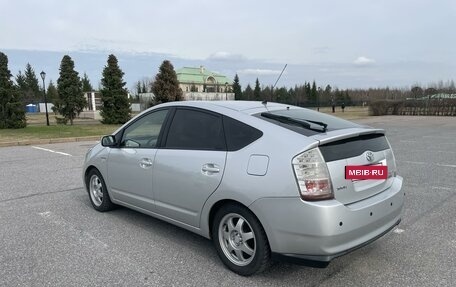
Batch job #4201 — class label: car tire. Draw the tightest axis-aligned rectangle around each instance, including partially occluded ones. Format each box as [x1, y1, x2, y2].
[212, 203, 271, 276]
[86, 169, 115, 212]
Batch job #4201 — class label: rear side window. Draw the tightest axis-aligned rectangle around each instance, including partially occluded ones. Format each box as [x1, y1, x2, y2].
[223, 116, 263, 151]
[165, 109, 226, 150]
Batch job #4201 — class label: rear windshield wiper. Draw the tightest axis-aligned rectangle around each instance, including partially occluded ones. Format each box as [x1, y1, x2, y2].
[260, 112, 327, 132]
[301, 119, 328, 131]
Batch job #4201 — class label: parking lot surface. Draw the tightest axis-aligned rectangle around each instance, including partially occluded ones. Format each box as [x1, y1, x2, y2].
[1, 116, 455, 286]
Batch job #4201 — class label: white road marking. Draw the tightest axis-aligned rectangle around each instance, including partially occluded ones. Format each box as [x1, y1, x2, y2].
[32, 146, 72, 157]
[395, 148, 456, 154]
[436, 163, 456, 168]
[393, 228, 405, 234]
[431, 186, 453, 191]
[397, 161, 456, 168]
[398, 160, 426, 165]
[38, 211, 52, 217]
[423, 135, 456, 140]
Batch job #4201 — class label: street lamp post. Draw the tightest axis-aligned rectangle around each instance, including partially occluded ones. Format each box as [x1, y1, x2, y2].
[40, 71, 50, 126]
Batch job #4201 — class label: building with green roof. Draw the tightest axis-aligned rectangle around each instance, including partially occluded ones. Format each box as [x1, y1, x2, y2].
[176, 66, 234, 100]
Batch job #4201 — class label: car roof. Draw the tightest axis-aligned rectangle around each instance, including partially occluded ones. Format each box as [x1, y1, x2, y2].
[158, 100, 289, 112]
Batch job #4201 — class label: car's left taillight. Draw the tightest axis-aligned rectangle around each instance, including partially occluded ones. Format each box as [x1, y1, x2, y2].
[292, 148, 334, 201]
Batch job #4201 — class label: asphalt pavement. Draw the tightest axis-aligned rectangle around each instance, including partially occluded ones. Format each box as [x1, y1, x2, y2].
[0, 115, 455, 286]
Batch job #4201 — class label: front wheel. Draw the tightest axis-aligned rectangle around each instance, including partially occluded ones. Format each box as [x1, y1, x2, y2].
[86, 169, 115, 212]
[212, 204, 271, 276]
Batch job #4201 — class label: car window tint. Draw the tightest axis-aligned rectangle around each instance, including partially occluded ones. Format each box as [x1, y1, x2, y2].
[223, 116, 263, 151]
[165, 109, 225, 150]
[121, 109, 168, 148]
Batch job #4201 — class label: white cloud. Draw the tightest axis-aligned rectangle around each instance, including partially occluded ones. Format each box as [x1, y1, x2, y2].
[354, 56, 376, 66]
[207, 51, 245, 61]
[237, 69, 284, 75]
[2, 1, 455, 88]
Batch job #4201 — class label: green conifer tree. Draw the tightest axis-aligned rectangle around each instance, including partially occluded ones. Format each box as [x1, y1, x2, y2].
[0, 52, 26, 128]
[244, 84, 253, 100]
[55, 55, 86, 125]
[100, 54, 131, 124]
[152, 60, 182, 104]
[232, 74, 242, 100]
[46, 80, 59, 103]
[24, 63, 40, 104]
[81, 72, 93, 92]
[253, 78, 261, 100]
[310, 80, 317, 106]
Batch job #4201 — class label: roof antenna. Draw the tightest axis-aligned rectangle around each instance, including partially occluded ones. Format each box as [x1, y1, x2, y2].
[262, 100, 269, 112]
[272, 64, 287, 90]
[263, 63, 286, 112]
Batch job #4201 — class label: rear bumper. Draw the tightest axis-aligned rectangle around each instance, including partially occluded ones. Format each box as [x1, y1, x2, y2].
[249, 176, 404, 263]
[272, 218, 401, 267]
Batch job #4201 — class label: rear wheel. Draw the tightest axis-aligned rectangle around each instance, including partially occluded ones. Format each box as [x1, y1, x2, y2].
[212, 204, 271, 276]
[86, 169, 115, 212]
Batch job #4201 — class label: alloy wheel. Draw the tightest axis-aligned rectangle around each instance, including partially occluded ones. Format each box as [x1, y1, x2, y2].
[218, 213, 256, 266]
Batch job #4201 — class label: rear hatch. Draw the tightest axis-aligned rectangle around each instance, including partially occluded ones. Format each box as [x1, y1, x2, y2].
[313, 129, 396, 205]
[252, 108, 397, 204]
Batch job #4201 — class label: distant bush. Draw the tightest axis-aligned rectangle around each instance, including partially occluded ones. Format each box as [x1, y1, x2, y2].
[369, 99, 456, 116]
[369, 100, 403, 116]
[56, 116, 68, 125]
[369, 100, 387, 116]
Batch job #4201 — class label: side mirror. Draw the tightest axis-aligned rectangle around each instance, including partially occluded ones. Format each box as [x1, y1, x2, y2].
[101, 135, 116, 147]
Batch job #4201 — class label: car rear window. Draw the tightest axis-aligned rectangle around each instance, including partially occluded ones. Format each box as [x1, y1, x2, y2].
[223, 116, 263, 151]
[319, 134, 390, 162]
[255, 108, 361, 136]
[165, 109, 226, 150]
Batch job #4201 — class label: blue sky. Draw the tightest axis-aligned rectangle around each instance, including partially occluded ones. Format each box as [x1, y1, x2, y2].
[1, 0, 455, 90]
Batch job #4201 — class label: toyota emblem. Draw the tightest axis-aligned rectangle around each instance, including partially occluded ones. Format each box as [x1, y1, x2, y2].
[366, 151, 374, 162]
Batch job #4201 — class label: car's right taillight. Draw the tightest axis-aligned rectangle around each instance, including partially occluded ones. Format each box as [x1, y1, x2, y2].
[385, 137, 397, 178]
[292, 148, 334, 201]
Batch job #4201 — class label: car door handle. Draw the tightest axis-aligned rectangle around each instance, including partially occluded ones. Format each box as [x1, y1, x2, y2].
[139, 158, 153, 169]
[202, 164, 220, 175]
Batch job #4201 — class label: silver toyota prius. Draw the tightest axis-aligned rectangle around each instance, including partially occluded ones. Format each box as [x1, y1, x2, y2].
[83, 101, 404, 276]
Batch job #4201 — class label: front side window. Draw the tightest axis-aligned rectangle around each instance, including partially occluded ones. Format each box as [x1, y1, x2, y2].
[120, 109, 168, 148]
[165, 109, 225, 150]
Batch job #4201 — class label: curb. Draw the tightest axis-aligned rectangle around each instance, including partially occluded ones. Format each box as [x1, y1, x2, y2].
[0, 136, 101, 148]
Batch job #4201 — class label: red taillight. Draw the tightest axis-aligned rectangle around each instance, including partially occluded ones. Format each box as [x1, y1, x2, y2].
[292, 148, 334, 201]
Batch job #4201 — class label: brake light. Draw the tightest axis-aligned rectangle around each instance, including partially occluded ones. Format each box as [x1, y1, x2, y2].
[292, 148, 334, 201]
[385, 137, 397, 178]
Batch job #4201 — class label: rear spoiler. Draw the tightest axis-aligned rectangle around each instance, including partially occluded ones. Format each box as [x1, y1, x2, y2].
[311, 128, 385, 145]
